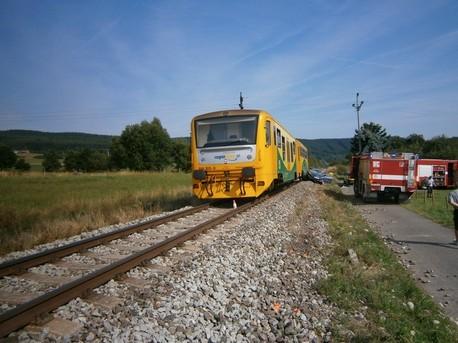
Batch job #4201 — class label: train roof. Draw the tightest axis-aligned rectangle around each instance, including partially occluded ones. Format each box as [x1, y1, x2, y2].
[192, 109, 264, 121]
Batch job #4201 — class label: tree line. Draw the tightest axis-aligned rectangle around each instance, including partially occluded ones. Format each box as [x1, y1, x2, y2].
[0, 118, 190, 172]
[1, 119, 456, 172]
[350, 122, 458, 159]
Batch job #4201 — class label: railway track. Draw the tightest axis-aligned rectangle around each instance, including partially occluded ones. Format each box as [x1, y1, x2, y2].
[0, 204, 210, 278]
[0, 197, 267, 337]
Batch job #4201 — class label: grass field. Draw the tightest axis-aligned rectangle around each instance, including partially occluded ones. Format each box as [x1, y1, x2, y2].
[0, 172, 193, 255]
[403, 189, 455, 228]
[16, 151, 44, 172]
[318, 185, 458, 342]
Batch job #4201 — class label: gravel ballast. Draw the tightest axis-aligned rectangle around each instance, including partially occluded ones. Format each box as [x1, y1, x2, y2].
[11, 182, 336, 342]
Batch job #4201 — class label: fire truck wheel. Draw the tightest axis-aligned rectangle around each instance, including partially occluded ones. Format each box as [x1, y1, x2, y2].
[394, 193, 400, 204]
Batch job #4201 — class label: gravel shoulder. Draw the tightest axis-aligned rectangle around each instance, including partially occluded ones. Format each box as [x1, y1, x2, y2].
[341, 186, 458, 322]
[10, 182, 338, 342]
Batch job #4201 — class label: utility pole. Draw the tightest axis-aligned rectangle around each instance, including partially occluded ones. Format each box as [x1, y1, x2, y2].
[352, 92, 364, 154]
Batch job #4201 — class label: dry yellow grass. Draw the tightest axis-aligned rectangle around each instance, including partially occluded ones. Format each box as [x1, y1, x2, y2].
[0, 172, 194, 255]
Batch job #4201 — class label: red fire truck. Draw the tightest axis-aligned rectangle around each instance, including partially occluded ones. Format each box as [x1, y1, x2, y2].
[350, 152, 417, 202]
[416, 159, 457, 188]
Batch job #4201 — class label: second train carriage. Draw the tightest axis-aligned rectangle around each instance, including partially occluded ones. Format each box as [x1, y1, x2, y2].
[191, 109, 309, 199]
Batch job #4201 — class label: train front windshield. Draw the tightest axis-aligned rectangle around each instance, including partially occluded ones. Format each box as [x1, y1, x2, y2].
[195, 116, 258, 148]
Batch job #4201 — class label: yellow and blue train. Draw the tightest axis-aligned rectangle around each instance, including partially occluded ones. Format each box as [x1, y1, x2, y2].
[191, 109, 309, 199]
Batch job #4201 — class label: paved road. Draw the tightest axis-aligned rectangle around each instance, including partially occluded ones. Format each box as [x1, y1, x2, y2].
[341, 186, 458, 322]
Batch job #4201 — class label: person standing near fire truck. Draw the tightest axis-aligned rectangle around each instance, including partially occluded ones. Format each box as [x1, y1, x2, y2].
[448, 189, 458, 245]
[427, 176, 435, 198]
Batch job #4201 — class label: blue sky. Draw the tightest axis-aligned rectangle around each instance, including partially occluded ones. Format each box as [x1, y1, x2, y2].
[1, 0, 457, 139]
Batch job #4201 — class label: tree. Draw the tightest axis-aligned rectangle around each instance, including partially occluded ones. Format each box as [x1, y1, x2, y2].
[172, 141, 191, 171]
[0, 144, 17, 170]
[109, 138, 127, 170]
[14, 158, 31, 171]
[42, 151, 61, 172]
[351, 122, 389, 154]
[110, 118, 174, 171]
[63, 151, 81, 171]
[64, 149, 109, 172]
[422, 135, 458, 159]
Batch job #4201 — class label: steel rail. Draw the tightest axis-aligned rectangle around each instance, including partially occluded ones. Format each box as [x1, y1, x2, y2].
[0, 204, 210, 277]
[0, 198, 261, 337]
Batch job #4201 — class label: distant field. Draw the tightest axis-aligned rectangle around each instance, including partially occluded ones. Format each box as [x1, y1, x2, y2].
[0, 172, 192, 255]
[16, 151, 44, 172]
[403, 189, 455, 228]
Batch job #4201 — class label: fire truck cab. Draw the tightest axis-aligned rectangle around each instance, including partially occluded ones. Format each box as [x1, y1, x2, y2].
[350, 152, 417, 202]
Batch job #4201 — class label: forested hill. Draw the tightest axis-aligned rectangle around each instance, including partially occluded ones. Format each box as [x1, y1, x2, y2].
[0, 130, 352, 162]
[299, 138, 351, 163]
[0, 130, 114, 152]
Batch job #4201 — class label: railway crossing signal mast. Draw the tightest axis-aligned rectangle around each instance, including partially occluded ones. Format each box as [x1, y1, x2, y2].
[352, 92, 364, 154]
[239, 92, 244, 109]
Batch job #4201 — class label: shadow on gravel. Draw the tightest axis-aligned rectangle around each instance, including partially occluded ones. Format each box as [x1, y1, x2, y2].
[386, 237, 458, 250]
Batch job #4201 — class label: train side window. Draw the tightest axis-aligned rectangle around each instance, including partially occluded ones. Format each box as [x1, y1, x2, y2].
[265, 121, 271, 146]
[289, 141, 292, 162]
[281, 136, 285, 160]
[277, 129, 282, 148]
[286, 141, 290, 162]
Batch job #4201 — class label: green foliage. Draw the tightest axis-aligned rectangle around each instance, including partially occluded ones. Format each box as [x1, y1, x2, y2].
[42, 151, 62, 172]
[423, 136, 458, 159]
[351, 122, 389, 154]
[387, 134, 458, 159]
[0, 144, 17, 170]
[299, 138, 351, 163]
[14, 158, 31, 171]
[308, 154, 327, 168]
[0, 130, 113, 152]
[110, 118, 173, 171]
[172, 141, 191, 171]
[64, 149, 109, 172]
[109, 137, 127, 170]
